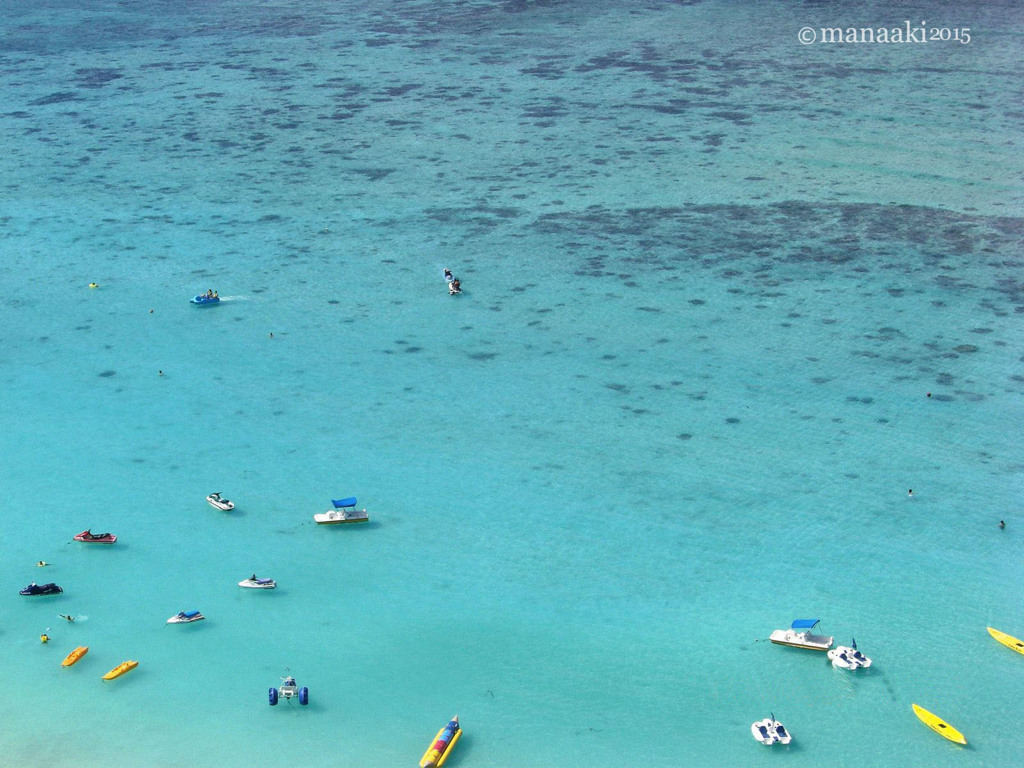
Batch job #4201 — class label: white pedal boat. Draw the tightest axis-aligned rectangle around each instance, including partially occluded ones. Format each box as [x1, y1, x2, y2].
[314, 496, 369, 525]
[167, 610, 205, 624]
[751, 716, 792, 745]
[239, 575, 277, 589]
[206, 492, 235, 511]
[828, 641, 871, 669]
[770, 619, 833, 651]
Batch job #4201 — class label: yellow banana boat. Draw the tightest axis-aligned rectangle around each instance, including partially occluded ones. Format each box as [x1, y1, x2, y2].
[61, 646, 89, 667]
[987, 626, 1024, 655]
[912, 703, 966, 745]
[420, 715, 461, 768]
[103, 660, 139, 681]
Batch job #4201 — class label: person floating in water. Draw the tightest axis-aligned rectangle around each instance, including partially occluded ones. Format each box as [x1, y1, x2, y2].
[449, 278, 461, 295]
[60, 614, 75, 623]
[999, 520, 1006, 529]
[444, 269, 453, 283]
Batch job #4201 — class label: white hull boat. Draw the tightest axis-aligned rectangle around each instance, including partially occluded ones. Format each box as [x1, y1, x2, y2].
[239, 575, 277, 589]
[314, 496, 369, 525]
[167, 610, 205, 624]
[207, 492, 235, 511]
[770, 619, 833, 651]
[751, 716, 792, 745]
[828, 644, 871, 669]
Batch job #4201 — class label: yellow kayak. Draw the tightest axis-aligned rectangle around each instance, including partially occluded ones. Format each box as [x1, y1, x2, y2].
[102, 660, 139, 681]
[912, 703, 966, 745]
[987, 627, 1024, 656]
[61, 646, 89, 667]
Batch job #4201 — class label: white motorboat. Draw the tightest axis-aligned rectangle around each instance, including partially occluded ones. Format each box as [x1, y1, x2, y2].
[313, 496, 369, 525]
[167, 610, 205, 624]
[828, 639, 871, 669]
[206, 492, 235, 511]
[770, 619, 833, 651]
[239, 575, 277, 589]
[751, 715, 792, 745]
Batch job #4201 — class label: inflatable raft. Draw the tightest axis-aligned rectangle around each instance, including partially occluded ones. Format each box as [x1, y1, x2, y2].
[420, 715, 461, 768]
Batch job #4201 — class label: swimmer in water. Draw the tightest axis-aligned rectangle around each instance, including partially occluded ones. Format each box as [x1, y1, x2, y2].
[999, 520, 1006, 529]
[36, 561, 48, 567]
[59, 614, 75, 623]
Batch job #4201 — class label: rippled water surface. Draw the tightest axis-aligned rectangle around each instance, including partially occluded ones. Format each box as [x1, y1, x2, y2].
[1, 1, 1022, 766]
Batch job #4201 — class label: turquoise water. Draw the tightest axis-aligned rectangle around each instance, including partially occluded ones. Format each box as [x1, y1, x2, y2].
[1, 1, 1022, 766]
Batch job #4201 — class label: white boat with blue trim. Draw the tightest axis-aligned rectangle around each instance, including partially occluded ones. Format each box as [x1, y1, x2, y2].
[751, 714, 792, 745]
[770, 619, 833, 651]
[313, 497, 369, 525]
[828, 638, 871, 669]
[239, 575, 277, 589]
[167, 610, 205, 624]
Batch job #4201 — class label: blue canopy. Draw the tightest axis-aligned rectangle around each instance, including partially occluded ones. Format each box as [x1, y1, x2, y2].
[791, 619, 820, 630]
[183, 610, 201, 618]
[332, 497, 357, 508]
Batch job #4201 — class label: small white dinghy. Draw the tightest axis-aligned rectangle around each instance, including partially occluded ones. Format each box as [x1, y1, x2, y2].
[239, 575, 277, 589]
[828, 639, 871, 669]
[206, 492, 235, 511]
[167, 610, 205, 624]
[751, 715, 792, 745]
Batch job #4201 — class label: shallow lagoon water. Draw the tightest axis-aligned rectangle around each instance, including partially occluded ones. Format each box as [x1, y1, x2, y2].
[1, 1, 1022, 767]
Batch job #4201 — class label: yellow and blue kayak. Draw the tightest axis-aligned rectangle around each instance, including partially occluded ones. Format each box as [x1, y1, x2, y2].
[61, 646, 89, 667]
[420, 715, 461, 768]
[102, 660, 139, 681]
[912, 703, 966, 745]
[987, 626, 1024, 655]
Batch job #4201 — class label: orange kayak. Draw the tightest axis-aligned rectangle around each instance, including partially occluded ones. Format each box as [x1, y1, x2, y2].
[102, 660, 139, 680]
[61, 646, 89, 667]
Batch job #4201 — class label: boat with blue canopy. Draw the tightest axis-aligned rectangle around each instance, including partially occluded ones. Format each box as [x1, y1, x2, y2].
[770, 619, 833, 651]
[313, 497, 370, 525]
